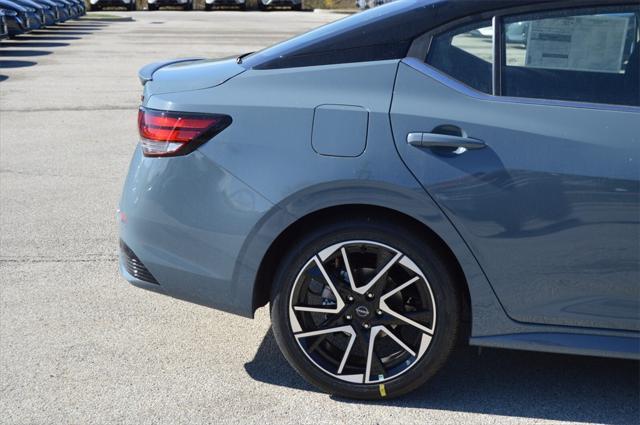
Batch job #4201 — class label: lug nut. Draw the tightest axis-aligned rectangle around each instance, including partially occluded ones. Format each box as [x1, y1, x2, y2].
[366, 293, 374, 300]
[376, 310, 383, 316]
[347, 295, 355, 303]
[362, 323, 370, 329]
[345, 314, 353, 321]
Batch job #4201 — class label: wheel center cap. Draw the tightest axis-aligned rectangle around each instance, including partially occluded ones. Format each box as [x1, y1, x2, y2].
[355, 305, 370, 318]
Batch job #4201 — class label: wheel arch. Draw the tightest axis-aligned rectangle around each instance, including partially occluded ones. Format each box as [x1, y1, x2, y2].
[251, 204, 471, 338]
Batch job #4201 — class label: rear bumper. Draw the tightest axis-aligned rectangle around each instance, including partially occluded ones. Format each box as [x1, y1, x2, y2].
[118, 146, 274, 316]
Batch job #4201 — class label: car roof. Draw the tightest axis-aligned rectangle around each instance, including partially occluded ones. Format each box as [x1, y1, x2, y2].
[242, 0, 563, 70]
[244, 0, 640, 70]
[0, 0, 28, 11]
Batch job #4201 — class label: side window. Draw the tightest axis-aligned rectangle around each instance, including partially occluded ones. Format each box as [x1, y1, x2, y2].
[502, 7, 640, 106]
[426, 21, 493, 94]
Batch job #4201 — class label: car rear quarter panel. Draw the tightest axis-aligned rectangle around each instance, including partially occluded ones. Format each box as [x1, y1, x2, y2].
[143, 60, 515, 336]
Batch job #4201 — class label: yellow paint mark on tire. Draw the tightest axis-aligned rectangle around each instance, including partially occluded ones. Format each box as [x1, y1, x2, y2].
[379, 383, 387, 397]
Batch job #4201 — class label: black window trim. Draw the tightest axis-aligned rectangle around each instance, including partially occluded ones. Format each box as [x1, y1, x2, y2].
[492, 15, 503, 96]
[412, 0, 640, 111]
[402, 57, 639, 113]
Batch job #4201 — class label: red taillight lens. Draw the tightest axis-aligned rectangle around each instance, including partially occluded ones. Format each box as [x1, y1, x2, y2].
[138, 108, 231, 157]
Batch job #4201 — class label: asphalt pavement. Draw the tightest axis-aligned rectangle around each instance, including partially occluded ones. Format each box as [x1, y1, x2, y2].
[1, 11, 639, 425]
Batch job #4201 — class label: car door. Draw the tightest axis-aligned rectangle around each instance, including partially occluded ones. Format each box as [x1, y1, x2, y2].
[391, 3, 640, 331]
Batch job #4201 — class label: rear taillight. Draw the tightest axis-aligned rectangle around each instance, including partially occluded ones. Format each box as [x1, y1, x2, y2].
[138, 107, 231, 157]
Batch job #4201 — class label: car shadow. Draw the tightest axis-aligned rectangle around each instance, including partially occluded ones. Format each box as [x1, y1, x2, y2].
[0, 60, 37, 68]
[13, 35, 81, 41]
[246, 328, 639, 424]
[245, 328, 319, 393]
[58, 22, 109, 28]
[30, 30, 95, 35]
[55, 26, 103, 30]
[0, 50, 53, 57]
[0, 41, 70, 48]
[1, 23, 111, 70]
[0, 75, 8, 82]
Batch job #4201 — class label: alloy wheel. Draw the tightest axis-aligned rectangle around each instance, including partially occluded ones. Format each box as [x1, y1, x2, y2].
[288, 240, 437, 385]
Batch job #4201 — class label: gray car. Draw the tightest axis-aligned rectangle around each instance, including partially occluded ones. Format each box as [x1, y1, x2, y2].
[119, 0, 640, 399]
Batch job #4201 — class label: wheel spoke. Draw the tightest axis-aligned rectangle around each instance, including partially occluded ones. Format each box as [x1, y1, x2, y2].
[380, 326, 416, 357]
[340, 247, 357, 292]
[306, 315, 344, 353]
[295, 325, 354, 340]
[337, 330, 357, 374]
[313, 256, 345, 311]
[380, 310, 431, 326]
[296, 325, 357, 375]
[292, 256, 345, 314]
[354, 251, 402, 295]
[364, 326, 388, 383]
[379, 276, 434, 335]
[293, 305, 340, 314]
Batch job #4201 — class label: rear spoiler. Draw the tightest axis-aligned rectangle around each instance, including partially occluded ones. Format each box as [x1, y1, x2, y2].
[138, 57, 204, 85]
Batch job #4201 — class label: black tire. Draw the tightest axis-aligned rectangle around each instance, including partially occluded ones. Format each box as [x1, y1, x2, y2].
[257, 1, 267, 10]
[148, 3, 157, 9]
[129, 2, 136, 10]
[291, 3, 301, 10]
[182, 3, 190, 10]
[238, 3, 246, 10]
[204, 3, 212, 9]
[270, 218, 461, 400]
[90, 4, 101, 10]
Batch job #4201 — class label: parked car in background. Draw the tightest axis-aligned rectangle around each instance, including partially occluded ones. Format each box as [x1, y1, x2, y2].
[258, 0, 301, 11]
[66, 0, 84, 15]
[89, 0, 134, 11]
[505, 21, 530, 45]
[0, 0, 41, 34]
[12, 0, 56, 26]
[0, 9, 10, 38]
[58, 0, 82, 16]
[204, 0, 245, 11]
[357, 0, 393, 10]
[33, 0, 70, 22]
[120, 0, 639, 400]
[147, 0, 191, 10]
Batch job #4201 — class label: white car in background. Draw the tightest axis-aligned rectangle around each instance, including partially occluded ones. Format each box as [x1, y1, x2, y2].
[356, 0, 393, 10]
[89, 0, 135, 10]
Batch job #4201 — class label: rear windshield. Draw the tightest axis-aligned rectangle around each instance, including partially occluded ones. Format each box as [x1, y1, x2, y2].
[240, 0, 420, 70]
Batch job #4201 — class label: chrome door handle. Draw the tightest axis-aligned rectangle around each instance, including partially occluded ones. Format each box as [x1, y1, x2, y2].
[407, 132, 486, 150]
